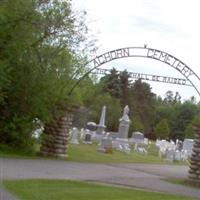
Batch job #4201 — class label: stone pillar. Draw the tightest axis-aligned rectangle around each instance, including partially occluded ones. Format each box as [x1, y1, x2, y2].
[96, 105, 106, 135]
[40, 107, 74, 158]
[187, 124, 200, 186]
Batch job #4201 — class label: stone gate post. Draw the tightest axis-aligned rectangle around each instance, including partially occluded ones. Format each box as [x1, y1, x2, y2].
[40, 107, 75, 158]
[187, 124, 200, 186]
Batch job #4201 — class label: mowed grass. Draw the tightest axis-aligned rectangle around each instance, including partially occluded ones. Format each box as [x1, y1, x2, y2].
[0, 142, 180, 164]
[3, 179, 196, 200]
[67, 143, 167, 164]
[0, 142, 186, 165]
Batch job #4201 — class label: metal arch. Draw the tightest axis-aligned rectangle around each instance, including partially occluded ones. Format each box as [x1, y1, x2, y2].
[68, 46, 200, 96]
[92, 68, 192, 87]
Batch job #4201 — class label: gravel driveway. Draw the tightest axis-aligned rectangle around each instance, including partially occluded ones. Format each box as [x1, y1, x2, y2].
[0, 158, 200, 199]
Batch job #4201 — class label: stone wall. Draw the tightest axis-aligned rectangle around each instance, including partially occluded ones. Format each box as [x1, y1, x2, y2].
[187, 125, 200, 186]
[40, 108, 74, 158]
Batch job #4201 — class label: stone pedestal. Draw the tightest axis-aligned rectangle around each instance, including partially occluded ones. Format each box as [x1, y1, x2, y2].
[40, 107, 74, 158]
[118, 119, 130, 138]
[96, 125, 106, 135]
[187, 124, 200, 186]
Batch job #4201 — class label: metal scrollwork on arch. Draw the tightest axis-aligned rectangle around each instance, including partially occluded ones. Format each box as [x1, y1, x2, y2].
[68, 47, 200, 96]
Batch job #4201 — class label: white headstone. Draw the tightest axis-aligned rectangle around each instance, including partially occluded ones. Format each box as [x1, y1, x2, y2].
[69, 127, 79, 144]
[182, 139, 194, 155]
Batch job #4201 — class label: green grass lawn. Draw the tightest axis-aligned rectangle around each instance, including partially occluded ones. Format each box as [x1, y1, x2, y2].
[67, 143, 166, 164]
[0, 142, 187, 165]
[3, 179, 196, 200]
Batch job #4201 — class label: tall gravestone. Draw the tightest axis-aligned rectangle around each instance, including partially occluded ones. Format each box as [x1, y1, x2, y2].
[187, 124, 200, 186]
[118, 105, 130, 138]
[96, 106, 106, 136]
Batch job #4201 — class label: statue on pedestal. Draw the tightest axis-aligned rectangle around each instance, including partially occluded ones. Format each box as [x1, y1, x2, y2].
[118, 105, 130, 138]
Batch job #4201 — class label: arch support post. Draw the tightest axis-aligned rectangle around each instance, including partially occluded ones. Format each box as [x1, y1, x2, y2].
[187, 124, 200, 186]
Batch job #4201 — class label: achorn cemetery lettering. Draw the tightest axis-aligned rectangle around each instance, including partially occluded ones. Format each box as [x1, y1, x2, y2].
[92, 47, 194, 79]
[94, 68, 189, 86]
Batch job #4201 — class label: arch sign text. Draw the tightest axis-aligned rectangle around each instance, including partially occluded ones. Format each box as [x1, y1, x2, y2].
[69, 47, 200, 97]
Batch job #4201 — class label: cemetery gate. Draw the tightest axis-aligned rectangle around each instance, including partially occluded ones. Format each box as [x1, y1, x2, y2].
[68, 46, 200, 97]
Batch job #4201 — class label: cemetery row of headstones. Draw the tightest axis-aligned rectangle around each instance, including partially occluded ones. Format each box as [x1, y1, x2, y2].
[156, 138, 194, 161]
[69, 105, 149, 154]
[69, 105, 194, 161]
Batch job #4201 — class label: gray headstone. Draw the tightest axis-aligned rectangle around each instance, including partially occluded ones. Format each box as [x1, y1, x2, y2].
[97, 136, 112, 153]
[83, 130, 92, 144]
[174, 150, 181, 161]
[109, 132, 119, 139]
[165, 149, 175, 161]
[131, 131, 144, 144]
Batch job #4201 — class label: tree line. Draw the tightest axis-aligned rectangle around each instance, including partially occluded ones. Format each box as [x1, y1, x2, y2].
[0, 0, 199, 152]
[78, 68, 200, 140]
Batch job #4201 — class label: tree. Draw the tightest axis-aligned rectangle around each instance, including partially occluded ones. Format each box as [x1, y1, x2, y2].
[88, 90, 122, 131]
[184, 115, 200, 138]
[163, 91, 174, 104]
[129, 79, 156, 134]
[0, 0, 93, 149]
[101, 68, 121, 99]
[129, 117, 144, 137]
[173, 92, 181, 104]
[119, 70, 131, 106]
[170, 101, 197, 140]
[154, 119, 170, 139]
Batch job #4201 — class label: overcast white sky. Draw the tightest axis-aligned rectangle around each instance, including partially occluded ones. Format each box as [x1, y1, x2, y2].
[73, 0, 200, 101]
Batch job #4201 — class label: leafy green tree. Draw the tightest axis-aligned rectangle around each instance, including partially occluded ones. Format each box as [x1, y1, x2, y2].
[170, 101, 197, 140]
[173, 92, 181, 104]
[163, 91, 174, 104]
[119, 70, 131, 107]
[129, 117, 144, 137]
[101, 68, 121, 99]
[89, 91, 122, 131]
[0, 0, 93, 149]
[184, 115, 200, 138]
[129, 79, 156, 134]
[154, 119, 170, 139]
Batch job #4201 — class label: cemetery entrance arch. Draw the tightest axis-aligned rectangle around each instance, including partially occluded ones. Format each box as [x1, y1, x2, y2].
[68, 46, 200, 97]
